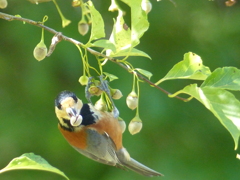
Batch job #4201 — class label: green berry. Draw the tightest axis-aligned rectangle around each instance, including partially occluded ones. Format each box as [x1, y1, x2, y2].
[111, 89, 123, 100]
[126, 91, 138, 110]
[94, 98, 107, 111]
[72, 0, 81, 7]
[33, 41, 47, 61]
[78, 21, 89, 36]
[141, 0, 152, 14]
[128, 116, 142, 135]
[0, 0, 7, 9]
[118, 117, 126, 133]
[79, 75, 89, 86]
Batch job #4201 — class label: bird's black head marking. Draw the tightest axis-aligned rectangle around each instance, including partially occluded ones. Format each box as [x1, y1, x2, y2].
[55, 90, 78, 109]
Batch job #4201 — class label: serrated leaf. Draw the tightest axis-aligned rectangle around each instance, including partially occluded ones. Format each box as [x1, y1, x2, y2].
[171, 84, 240, 150]
[0, 153, 69, 180]
[111, 48, 151, 59]
[86, 1, 105, 42]
[156, 52, 211, 85]
[91, 39, 116, 52]
[201, 67, 240, 91]
[103, 72, 118, 81]
[135, 68, 152, 79]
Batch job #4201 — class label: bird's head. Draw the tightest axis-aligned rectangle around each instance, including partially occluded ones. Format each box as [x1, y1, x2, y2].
[55, 91, 83, 129]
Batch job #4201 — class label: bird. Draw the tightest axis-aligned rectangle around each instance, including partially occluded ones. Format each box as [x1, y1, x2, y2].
[54, 90, 163, 177]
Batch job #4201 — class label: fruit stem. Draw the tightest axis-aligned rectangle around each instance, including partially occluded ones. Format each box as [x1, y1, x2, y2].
[52, 0, 71, 28]
[135, 73, 140, 116]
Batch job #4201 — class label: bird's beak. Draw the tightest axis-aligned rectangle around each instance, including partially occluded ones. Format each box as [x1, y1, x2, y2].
[66, 107, 83, 127]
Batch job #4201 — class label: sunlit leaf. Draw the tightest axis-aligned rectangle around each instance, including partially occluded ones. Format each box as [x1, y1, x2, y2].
[0, 153, 69, 180]
[111, 48, 151, 59]
[103, 72, 118, 81]
[107, 0, 149, 58]
[121, 0, 149, 47]
[135, 68, 152, 79]
[155, 52, 211, 85]
[201, 67, 240, 91]
[108, 11, 131, 55]
[91, 39, 116, 52]
[170, 84, 240, 150]
[87, 1, 105, 42]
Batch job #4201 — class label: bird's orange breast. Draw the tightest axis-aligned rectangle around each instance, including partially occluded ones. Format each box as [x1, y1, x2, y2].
[58, 112, 123, 150]
[58, 124, 88, 149]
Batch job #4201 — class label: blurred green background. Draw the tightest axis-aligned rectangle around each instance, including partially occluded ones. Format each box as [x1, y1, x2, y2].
[1, 0, 240, 180]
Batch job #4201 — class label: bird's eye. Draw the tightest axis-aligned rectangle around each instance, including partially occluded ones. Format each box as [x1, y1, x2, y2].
[57, 103, 62, 109]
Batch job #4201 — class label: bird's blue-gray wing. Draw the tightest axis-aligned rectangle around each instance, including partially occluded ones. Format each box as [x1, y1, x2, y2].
[72, 129, 120, 166]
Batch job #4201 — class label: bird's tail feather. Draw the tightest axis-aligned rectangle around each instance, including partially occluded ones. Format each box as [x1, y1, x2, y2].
[117, 148, 163, 177]
[121, 157, 163, 177]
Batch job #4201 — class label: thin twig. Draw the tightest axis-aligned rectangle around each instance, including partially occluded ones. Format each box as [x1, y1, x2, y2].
[0, 11, 187, 101]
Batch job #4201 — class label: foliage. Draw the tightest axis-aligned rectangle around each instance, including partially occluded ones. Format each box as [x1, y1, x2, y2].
[0, 153, 69, 180]
[0, 0, 240, 179]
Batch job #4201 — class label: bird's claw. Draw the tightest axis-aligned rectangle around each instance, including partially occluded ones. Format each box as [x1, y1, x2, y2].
[85, 75, 119, 118]
[98, 75, 119, 118]
[85, 77, 93, 105]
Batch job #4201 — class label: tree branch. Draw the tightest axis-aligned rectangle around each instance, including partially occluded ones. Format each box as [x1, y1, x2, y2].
[0, 11, 188, 101]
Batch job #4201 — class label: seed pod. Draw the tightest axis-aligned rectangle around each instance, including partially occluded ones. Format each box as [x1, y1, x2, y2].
[88, 80, 102, 96]
[72, 0, 81, 7]
[126, 91, 138, 110]
[88, 86, 102, 96]
[0, 0, 7, 9]
[141, 0, 152, 14]
[225, 0, 236, 6]
[79, 75, 89, 86]
[78, 21, 89, 36]
[70, 115, 82, 127]
[128, 116, 142, 135]
[33, 41, 48, 61]
[118, 117, 126, 133]
[94, 98, 107, 112]
[111, 89, 123, 100]
[108, 0, 118, 12]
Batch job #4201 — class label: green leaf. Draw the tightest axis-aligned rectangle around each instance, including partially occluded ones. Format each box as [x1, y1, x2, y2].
[90, 39, 116, 52]
[135, 68, 152, 79]
[103, 72, 118, 81]
[111, 48, 151, 59]
[170, 84, 240, 150]
[201, 67, 240, 91]
[155, 52, 211, 85]
[0, 153, 69, 180]
[108, 11, 131, 54]
[107, 0, 149, 58]
[121, 0, 149, 47]
[86, 1, 105, 42]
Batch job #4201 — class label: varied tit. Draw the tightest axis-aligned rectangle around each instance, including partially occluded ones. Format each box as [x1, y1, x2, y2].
[55, 90, 163, 177]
